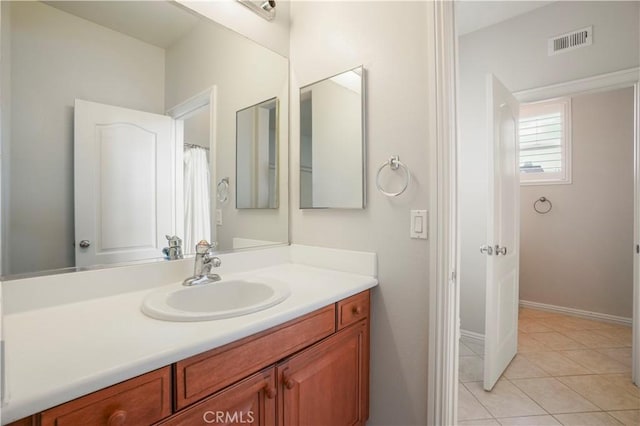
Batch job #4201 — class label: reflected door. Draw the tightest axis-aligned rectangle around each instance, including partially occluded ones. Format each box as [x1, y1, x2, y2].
[74, 100, 175, 267]
[484, 75, 520, 390]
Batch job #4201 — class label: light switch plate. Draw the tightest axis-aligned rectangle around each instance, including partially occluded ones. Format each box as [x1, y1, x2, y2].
[410, 210, 428, 239]
[216, 209, 223, 226]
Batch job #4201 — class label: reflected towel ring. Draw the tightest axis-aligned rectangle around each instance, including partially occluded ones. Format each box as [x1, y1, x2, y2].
[376, 156, 411, 197]
[534, 196, 552, 214]
[217, 177, 229, 204]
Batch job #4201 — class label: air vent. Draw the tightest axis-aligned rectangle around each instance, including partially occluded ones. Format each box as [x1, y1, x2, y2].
[548, 26, 593, 56]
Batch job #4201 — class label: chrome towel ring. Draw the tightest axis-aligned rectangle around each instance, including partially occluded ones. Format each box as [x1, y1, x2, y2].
[376, 155, 411, 197]
[217, 177, 229, 204]
[534, 196, 552, 214]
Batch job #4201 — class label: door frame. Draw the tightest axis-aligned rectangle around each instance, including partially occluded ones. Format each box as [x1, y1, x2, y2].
[426, 0, 640, 420]
[166, 86, 218, 247]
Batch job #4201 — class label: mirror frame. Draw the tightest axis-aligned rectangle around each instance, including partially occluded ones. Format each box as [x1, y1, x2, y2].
[298, 65, 367, 210]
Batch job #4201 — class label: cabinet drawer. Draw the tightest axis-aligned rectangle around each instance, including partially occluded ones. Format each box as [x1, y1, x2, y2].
[39, 367, 171, 426]
[158, 368, 276, 426]
[175, 305, 336, 409]
[337, 290, 370, 330]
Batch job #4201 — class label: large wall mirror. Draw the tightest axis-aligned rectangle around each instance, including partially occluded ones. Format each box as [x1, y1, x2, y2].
[1, 0, 289, 278]
[300, 66, 366, 209]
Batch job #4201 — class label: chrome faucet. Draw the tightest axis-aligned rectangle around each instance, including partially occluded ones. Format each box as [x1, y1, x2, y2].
[162, 235, 183, 260]
[182, 240, 222, 286]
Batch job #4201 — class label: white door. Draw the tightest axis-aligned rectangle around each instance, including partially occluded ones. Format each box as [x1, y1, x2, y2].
[483, 75, 520, 391]
[74, 100, 175, 267]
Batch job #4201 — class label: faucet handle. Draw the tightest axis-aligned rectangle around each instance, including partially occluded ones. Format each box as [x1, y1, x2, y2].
[195, 240, 217, 254]
[165, 235, 182, 247]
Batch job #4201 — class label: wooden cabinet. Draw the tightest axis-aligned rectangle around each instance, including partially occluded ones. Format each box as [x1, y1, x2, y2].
[174, 306, 335, 410]
[39, 367, 172, 426]
[278, 320, 369, 426]
[18, 291, 370, 426]
[158, 368, 277, 426]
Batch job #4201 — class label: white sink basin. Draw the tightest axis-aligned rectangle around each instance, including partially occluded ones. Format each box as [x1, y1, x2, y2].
[141, 278, 291, 321]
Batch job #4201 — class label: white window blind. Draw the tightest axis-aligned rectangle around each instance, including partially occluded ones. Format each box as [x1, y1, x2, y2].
[519, 97, 571, 185]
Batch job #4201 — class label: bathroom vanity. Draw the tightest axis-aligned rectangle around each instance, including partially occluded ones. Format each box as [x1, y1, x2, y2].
[10, 291, 369, 426]
[2, 246, 377, 426]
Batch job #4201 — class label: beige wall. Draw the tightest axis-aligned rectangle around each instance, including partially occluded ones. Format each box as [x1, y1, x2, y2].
[4, 1, 165, 275]
[289, 2, 432, 424]
[520, 88, 634, 318]
[165, 19, 289, 251]
[458, 1, 640, 334]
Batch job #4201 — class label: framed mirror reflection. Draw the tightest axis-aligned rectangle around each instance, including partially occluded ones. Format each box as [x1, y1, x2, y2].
[236, 98, 279, 209]
[1, 0, 289, 279]
[299, 66, 366, 209]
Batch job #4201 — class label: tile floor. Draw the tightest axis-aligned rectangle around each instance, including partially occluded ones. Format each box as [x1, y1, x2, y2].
[458, 307, 640, 425]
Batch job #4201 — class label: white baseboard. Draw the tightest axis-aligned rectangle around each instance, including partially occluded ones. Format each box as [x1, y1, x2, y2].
[519, 300, 632, 327]
[460, 329, 485, 346]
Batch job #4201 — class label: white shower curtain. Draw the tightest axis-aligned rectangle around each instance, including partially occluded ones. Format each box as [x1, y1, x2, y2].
[184, 146, 211, 254]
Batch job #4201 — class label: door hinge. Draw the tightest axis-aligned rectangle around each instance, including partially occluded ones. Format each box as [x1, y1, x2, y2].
[450, 271, 457, 283]
[636, 244, 639, 254]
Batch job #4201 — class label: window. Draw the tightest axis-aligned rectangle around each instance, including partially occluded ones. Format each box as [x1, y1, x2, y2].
[519, 97, 572, 185]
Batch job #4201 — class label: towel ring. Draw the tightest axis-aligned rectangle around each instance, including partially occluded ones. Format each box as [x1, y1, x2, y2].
[217, 177, 229, 204]
[534, 196, 552, 214]
[376, 156, 411, 197]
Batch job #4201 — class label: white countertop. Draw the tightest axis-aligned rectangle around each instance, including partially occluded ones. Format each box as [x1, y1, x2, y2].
[1, 263, 377, 424]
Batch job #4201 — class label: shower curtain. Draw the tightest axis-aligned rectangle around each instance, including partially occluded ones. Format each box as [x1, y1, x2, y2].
[184, 146, 211, 254]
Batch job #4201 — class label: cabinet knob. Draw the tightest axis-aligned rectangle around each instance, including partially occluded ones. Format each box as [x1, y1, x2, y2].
[352, 305, 362, 315]
[264, 383, 277, 399]
[107, 409, 127, 426]
[282, 369, 296, 390]
[284, 378, 295, 390]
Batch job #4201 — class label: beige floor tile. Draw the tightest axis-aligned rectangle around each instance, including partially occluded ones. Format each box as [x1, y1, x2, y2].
[459, 383, 493, 421]
[592, 328, 632, 347]
[518, 334, 552, 353]
[519, 308, 559, 319]
[553, 412, 623, 425]
[609, 410, 640, 426]
[520, 351, 591, 376]
[460, 355, 485, 382]
[561, 317, 617, 331]
[504, 355, 550, 380]
[596, 348, 632, 368]
[465, 380, 546, 418]
[599, 374, 640, 398]
[497, 415, 561, 425]
[557, 375, 640, 411]
[510, 377, 599, 414]
[519, 319, 553, 333]
[527, 332, 585, 350]
[559, 350, 630, 374]
[459, 419, 501, 426]
[560, 330, 626, 349]
[607, 410, 640, 426]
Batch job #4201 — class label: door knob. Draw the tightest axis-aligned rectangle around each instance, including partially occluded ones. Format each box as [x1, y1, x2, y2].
[480, 245, 493, 255]
[495, 245, 507, 256]
[79, 240, 91, 249]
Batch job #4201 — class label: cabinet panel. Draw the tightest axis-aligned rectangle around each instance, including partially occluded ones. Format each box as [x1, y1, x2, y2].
[278, 320, 368, 426]
[337, 291, 370, 330]
[175, 305, 336, 409]
[158, 368, 276, 426]
[39, 367, 171, 426]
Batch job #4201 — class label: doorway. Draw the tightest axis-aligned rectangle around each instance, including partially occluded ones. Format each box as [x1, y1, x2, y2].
[442, 1, 640, 425]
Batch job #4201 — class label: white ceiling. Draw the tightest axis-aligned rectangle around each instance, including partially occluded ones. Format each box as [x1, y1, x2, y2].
[455, 1, 555, 36]
[44, 1, 201, 49]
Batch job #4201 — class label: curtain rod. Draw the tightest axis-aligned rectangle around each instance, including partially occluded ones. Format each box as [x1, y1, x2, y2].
[184, 142, 210, 151]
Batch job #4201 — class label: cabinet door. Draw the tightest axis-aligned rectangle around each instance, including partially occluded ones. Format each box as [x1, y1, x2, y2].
[158, 368, 276, 426]
[278, 320, 369, 426]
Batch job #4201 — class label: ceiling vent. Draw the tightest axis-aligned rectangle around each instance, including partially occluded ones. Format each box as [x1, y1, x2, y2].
[548, 26, 593, 56]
